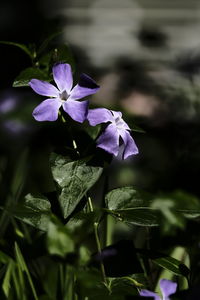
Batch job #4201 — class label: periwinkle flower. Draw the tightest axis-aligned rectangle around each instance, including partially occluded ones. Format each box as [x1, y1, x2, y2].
[29, 63, 99, 122]
[87, 108, 138, 159]
[140, 279, 177, 300]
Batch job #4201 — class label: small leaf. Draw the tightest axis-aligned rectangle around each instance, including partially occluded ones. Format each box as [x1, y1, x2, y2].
[15, 242, 39, 300]
[105, 187, 151, 211]
[13, 67, 50, 87]
[137, 248, 190, 277]
[51, 154, 103, 218]
[112, 208, 159, 226]
[105, 187, 159, 226]
[2, 260, 15, 297]
[47, 218, 74, 257]
[110, 277, 138, 296]
[153, 256, 189, 276]
[10, 194, 52, 231]
[0, 250, 12, 264]
[151, 199, 185, 230]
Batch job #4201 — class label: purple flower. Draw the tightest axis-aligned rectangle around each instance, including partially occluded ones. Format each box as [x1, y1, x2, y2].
[29, 63, 100, 122]
[87, 108, 138, 159]
[140, 279, 177, 300]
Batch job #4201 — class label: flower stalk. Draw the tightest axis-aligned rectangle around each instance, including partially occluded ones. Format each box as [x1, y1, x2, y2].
[87, 197, 108, 287]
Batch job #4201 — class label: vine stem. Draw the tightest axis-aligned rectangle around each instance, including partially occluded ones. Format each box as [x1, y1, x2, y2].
[87, 197, 108, 287]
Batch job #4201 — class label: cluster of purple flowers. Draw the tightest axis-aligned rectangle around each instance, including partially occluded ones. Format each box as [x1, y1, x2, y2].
[29, 63, 138, 159]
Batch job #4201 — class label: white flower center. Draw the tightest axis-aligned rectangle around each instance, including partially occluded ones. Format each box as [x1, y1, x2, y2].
[59, 90, 69, 102]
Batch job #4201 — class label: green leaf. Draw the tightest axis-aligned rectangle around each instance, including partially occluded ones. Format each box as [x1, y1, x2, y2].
[151, 190, 200, 231]
[75, 269, 110, 299]
[153, 190, 200, 217]
[111, 208, 159, 226]
[51, 154, 103, 218]
[42, 263, 59, 299]
[151, 198, 185, 230]
[47, 218, 74, 257]
[0, 250, 12, 264]
[0, 41, 33, 59]
[137, 248, 190, 277]
[110, 277, 138, 296]
[11, 194, 52, 231]
[153, 256, 189, 277]
[105, 187, 159, 226]
[15, 242, 39, 300]
[2, 260, 15, 297]
[105, 187, 151, 210]
[13, 67, 50, 87]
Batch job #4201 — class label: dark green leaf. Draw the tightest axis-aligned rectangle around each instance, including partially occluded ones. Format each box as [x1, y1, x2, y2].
[10, 194, 52, 231]
[51, 154, 103, 218]
[13, 67, 50, 87]
[15, 242, 39, 300]
[137, 248, 190, 277]
[110, 277, 139, 296]
[2, 260, 15, 297]
[105, 187, 159, 226]
[47, 219, 74, 257]
[153, 256, 189, 276]
[105, 187, 151, 210]
[151, 199, 185, 229]
[0, 251, 12, 264]
[112, 208, 159, 226]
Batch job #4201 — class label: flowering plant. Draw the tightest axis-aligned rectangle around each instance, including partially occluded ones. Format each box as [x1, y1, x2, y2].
[0, 38, 198, 300]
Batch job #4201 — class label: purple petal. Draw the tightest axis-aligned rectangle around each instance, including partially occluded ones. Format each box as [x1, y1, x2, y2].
[32, 98, 61, 121]
[97, 124, 119, 156]
[140, 289, 161, 300]
[87, 108, 113, 126]
[120, 130, 139, 159]
[62, 100, 89, 123]
[69, 74, 100, 101]
[52, 63, 73, 93]
[160, 279, 177, 299]
[29, 79, 59, 97]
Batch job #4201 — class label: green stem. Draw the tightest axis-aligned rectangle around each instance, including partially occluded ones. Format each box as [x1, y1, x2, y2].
[87, 197, 108, 286]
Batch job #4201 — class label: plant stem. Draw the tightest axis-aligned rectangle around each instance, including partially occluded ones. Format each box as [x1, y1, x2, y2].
[87, 197, 108, 286]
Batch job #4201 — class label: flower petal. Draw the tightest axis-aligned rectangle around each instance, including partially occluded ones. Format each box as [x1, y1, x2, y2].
[120, 129, 139, 159]
[69, 73, 100, 101]
[87, 108, 113, 126]
[140, 289, 161, 300]
[160, 279, 177, 299]
[97, 124, 119, 156]
[29, 79, 59, 97]
[32, 98, 61, 121]
[62, 100, 89, 123]
[52, 63, 73, 93]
